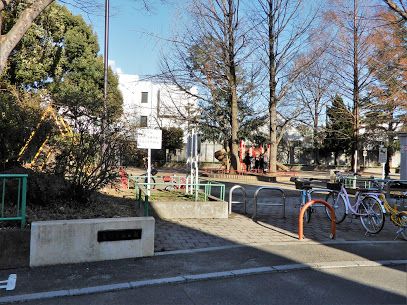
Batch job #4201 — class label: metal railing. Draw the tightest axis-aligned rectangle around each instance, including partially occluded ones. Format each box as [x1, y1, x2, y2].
[252, 187, 286, 219]
[135, 184, 149, 216]
[228, 185, 247, 214]
[198, 180, 225, 201]
[134, 179, 226, 217]
[0, 174, 28, 228]
[128, 175, 186, 190]
[338, 175, 387, 190]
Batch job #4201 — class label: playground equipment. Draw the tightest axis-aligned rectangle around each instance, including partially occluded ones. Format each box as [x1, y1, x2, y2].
[17, 105, 73, 170]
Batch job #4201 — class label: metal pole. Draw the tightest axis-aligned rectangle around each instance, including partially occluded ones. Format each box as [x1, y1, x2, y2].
[195, 134, 199, 200]
[190, 131, 194, 195]
[382, 163, 385, 179]
[147, 148, 151, 196]
[102, 0, 109, 149]
[104, 0, 110, 102]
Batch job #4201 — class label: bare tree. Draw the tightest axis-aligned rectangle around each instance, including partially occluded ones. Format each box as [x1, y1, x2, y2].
[294, 51, 335, 164]
[253, 0, 319, 172]
[324, 0, 380, 172]
[383, 0, 407, 21]
[159, 0, 256, 171]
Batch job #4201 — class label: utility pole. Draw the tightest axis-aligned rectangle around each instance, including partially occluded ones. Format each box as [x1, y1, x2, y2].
[100, 0, 110, 166]
[103, 0, 110, 144]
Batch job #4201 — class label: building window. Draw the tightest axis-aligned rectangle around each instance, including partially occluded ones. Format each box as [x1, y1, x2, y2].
[141, 92, 148, 103]
[140, 116, 148, 127]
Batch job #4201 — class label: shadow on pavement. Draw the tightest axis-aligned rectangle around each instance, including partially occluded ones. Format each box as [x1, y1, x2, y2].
[0, 180, 405, 305]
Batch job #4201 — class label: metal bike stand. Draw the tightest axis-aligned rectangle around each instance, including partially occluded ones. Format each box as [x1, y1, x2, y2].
[228, 185, 247, 214]
[252, 187, 286, 219]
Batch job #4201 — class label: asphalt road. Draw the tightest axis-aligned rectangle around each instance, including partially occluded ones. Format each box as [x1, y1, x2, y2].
[21, 265, 407, 305]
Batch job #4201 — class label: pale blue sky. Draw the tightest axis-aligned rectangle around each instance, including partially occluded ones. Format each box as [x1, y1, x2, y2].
[65, 0, 182, 76]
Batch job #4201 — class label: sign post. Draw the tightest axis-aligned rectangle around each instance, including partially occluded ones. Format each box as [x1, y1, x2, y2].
[186, 130, 201, 199]
[137, 129, 162, 196]
[378, 146, 387, 179]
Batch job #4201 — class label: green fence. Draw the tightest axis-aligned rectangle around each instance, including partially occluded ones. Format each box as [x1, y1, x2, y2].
[133, 177, 226, 217]
[0, 174, 28, 228]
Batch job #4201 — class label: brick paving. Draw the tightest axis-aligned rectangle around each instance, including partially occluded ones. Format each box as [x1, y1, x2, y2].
[154, 196, 403, 252]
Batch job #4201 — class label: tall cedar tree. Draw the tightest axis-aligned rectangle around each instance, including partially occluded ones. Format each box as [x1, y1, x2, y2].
[323, 95, 353, 166]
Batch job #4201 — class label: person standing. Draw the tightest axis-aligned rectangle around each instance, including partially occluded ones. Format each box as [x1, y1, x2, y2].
[244, 152, 251, 172]
[263, 152, 269, 173]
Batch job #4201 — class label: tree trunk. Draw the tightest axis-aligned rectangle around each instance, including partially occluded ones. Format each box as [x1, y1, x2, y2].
[385, 132, 395, 178]
[351, 0, 360, 173]
[227, 0, 240, 172]
[313, 106, 319, 165]
[230, 88, 239, 171]
[268, 0, 277, 173]
[0, 0, 54, 75]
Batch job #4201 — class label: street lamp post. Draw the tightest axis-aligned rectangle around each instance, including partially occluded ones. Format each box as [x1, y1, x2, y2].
[101, 0, 109, 158]
[104, 0, 110, 105]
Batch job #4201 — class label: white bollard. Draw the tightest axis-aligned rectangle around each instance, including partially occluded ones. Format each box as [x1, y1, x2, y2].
[0, 274, 16, 291]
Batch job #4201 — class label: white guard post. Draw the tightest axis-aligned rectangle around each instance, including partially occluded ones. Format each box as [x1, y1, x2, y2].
[137, 128, 162, 196]
[186, 131, 200, 198]
[379, 146, 387, 179]
[0, 274, 17, 291]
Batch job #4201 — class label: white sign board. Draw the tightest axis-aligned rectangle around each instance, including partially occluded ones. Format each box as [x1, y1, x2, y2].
[363, 150, 367, 157]
[137, 129, 162, 149]
[378, 147, 387, 164]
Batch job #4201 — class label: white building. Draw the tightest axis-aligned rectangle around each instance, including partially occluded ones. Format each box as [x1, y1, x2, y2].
[118, 74, 198, 142]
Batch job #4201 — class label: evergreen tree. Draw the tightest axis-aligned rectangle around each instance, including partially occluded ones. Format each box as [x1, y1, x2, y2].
[323, 95, 353, 166]
[1, 2, 123, 198]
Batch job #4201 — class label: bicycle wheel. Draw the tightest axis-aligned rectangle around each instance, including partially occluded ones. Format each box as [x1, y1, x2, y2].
[325, 191, 347, 224]
[359, 196, 385, 234]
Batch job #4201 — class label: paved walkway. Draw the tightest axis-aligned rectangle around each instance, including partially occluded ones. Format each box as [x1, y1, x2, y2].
[153, 180, 405, 252]
[155, 199, 402, 252]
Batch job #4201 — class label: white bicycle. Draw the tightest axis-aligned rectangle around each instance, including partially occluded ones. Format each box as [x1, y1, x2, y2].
[325, 174, 386, 234]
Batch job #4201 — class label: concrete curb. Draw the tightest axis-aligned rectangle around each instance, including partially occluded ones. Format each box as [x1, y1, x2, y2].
[154, 240, 407, 256]
[0, 259, 405, 304]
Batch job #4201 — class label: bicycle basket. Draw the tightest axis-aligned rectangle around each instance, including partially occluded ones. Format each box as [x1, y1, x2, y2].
[327, 182, 341, 191]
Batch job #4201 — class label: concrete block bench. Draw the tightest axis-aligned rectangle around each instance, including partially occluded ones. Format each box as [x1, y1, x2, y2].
[150, 200, 228, 219]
